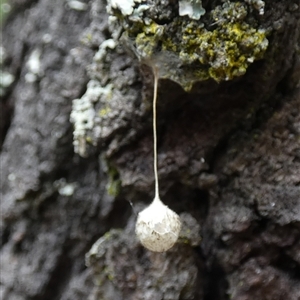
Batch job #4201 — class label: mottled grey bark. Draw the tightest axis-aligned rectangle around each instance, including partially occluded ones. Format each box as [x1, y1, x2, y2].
[1, 0, 299, 300]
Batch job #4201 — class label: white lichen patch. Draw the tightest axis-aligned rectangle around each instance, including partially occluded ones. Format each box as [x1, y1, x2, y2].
[70, 32, 140, 157]
[0, 71, 14, 88]
[54, 178, 77, 196]
[8, 173, 16, 181]
[179, 0, 205, 20]
[130, 4, 150, 22]
[107, 0, 149, 23]
[67, 0, 88, 11]
[70, 80, 113, 157]
[107, 0, 135, 16]
[25, 48, 42, 82]
[94, 39, 116, 62]
[244, 0, 265, 15]
[0, 71, 15, 96]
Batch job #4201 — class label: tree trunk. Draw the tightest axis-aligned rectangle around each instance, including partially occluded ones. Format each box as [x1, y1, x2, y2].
[1, 0, 299, 299]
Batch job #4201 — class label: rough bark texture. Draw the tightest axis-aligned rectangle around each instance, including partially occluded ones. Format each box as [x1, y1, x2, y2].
[1, 0, 299, 299]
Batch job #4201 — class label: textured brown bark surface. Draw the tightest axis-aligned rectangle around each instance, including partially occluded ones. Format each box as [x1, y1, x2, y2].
[1, 0, 300, 299]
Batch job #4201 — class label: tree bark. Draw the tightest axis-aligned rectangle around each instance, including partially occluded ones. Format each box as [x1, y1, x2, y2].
[1, 0, 299, 299]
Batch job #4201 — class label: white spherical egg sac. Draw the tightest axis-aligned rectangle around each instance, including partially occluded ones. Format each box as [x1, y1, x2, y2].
[135, 197, 181, 252]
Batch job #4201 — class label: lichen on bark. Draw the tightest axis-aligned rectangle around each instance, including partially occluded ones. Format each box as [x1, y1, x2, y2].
[1, 0, 297, 299]
[107, 0, 269, 90]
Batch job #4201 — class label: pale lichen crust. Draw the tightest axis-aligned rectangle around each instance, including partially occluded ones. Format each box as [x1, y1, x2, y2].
[107, 0, 268, 91]
[70, 80, 114, 157]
